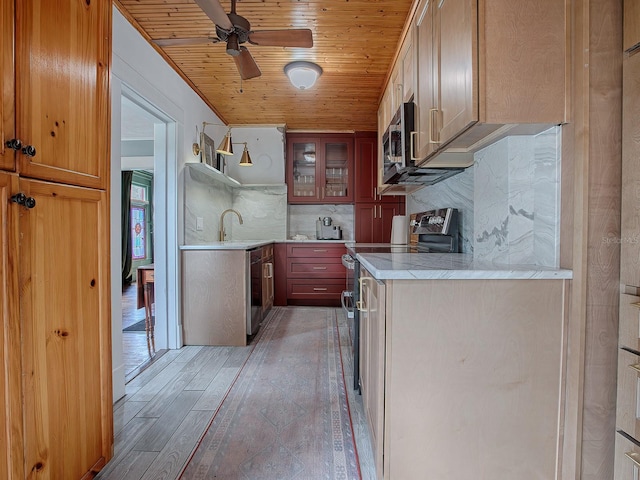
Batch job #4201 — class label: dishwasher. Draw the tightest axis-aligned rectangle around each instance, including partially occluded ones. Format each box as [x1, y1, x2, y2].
[248, 248, 263, 335]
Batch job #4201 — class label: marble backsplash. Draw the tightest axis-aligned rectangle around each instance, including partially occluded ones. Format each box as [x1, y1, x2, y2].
[408, 126, 561, 266]
[184, 168, 287, 243]
[407, 167, 475, 254]
[288, 204, 354, 241]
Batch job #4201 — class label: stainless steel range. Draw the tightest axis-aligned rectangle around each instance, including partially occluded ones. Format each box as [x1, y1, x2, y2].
[342, 208, 460, 392]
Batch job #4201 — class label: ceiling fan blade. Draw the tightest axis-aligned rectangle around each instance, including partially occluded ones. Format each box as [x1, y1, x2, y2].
[154, 37, 219, 47]
[194, 0, 233, 31]
[248, 29, 313, 48]
[233, 47, 262, 80]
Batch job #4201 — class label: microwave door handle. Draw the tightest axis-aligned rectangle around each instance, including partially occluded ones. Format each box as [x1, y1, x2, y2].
[410, 131, 418, 160]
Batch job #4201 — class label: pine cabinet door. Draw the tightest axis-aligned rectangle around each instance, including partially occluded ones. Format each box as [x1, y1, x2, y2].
[0, 0, 15, 172]
[0, 172, 22, 480]
[15, 0, 111, 189]
[19, 178, 112, 479]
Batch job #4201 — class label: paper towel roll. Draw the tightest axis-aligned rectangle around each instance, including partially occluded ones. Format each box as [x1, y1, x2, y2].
[390, 215, 408, 245]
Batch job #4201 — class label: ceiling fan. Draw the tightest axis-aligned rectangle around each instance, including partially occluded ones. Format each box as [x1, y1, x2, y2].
[154, 0, 313, 80]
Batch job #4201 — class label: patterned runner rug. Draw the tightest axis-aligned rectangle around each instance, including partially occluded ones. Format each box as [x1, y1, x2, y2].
[179, 307, 361, 479]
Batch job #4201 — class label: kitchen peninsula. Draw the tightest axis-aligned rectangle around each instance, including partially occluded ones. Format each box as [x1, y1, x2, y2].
[354, 249, 572, 479]
[181, 242, 275, 346]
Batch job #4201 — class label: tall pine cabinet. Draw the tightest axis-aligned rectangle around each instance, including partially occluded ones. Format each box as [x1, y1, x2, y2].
[1, 0, 113, 478]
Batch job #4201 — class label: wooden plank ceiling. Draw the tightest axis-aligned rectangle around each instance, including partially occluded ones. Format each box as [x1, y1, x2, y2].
[114, 0, 414, 131]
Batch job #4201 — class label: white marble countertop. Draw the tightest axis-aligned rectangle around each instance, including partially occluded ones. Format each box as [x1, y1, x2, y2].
[180, 239, 348, 250]
[180, 241, 276, 251]
[357, 252, 573, 280]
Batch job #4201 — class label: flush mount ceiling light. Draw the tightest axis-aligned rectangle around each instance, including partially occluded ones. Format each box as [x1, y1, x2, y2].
[284, 61, 323, 90]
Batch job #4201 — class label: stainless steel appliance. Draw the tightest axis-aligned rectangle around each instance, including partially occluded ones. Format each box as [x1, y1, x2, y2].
[382, 100, 465, 186]
[248, 248, 262, 335]
[409, 208, 460, 253]
[343, 208, 460, 392]
[316, 216, 343, 239]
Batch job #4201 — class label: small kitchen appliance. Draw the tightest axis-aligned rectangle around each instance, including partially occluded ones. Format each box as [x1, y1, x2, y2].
[316, 217, 343, 239]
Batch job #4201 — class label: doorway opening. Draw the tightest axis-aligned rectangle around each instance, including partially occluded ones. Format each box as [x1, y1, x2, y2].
[117, 91, 172, 382]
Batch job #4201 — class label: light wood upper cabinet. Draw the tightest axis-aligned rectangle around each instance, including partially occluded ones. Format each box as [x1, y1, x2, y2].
[413, 0, 437, 160]
[15, 0, 111, 189]
[436, 0, 477, 148]
[407, 0, 567, 167]
[624, 0, 640, 53]
[0, 0, 15, 172]
[401, 36, 415, 103]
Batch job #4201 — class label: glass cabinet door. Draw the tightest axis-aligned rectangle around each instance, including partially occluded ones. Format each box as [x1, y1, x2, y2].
[323, 141, 350, 200]
[291, 139, 318, 200]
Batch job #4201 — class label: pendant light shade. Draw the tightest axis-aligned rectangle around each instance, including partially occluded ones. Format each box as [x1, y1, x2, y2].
[216, 129, 233, 155]
[284, 61, 322, 90]
[239, 144, 253, 166]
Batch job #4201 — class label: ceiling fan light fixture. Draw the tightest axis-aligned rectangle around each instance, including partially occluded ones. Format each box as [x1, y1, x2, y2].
[216, 129, 234, 155]
[239, 144, 253, 166]
[284, 61, 322, 90]
[226, 33, 241, 56]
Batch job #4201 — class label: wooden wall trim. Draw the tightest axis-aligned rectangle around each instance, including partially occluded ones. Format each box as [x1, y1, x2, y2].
[562, 0, 623, 478]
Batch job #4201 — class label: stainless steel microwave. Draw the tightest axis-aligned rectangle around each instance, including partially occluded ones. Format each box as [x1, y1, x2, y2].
[382, 101, 465, 185]
[382, 101, 415, 173]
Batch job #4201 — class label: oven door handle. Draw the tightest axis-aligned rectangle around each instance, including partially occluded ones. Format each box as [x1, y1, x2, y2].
[341, 290, 354, 318]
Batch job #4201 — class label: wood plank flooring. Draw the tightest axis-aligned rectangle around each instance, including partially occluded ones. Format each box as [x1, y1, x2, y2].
[96, 307, 375, 480]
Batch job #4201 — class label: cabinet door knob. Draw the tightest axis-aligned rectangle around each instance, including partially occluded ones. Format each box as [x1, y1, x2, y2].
[5, 138, 22, 151]
[21, 145, 37, 158]
[11, 193, 36, 209]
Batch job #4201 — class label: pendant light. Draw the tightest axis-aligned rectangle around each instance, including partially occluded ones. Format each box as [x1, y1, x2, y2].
[239, 144, 253, 166]
[216, 129, 234, 155]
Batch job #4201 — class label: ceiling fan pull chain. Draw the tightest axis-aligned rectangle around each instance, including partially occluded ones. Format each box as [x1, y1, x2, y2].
[240, 77, 243, 94]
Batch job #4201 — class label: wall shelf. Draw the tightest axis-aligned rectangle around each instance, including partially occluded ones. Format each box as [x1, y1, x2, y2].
[186, 162, 242, 188]
[186, 162, 287, 191]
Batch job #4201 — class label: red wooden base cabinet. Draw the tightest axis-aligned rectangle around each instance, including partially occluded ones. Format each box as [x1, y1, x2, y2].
[273, 243, 346, 307]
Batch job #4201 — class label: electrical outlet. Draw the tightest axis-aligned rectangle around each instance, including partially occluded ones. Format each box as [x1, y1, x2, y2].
[196, 217, 204, 231]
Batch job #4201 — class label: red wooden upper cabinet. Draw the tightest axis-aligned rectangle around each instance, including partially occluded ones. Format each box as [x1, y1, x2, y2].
[286, 133, 354, 204]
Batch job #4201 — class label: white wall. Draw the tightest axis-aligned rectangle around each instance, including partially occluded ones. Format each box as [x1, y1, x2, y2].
[110, 7, 227, 401]
[223, 126, 286, 184]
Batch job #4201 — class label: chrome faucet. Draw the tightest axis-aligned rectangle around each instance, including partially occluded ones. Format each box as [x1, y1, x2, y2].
[219, 209, 243, 241]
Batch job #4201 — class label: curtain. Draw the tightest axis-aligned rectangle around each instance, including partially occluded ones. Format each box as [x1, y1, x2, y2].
[122, 171, 133, 285]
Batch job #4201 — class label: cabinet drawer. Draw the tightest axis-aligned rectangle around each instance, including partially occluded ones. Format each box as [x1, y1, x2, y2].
[617, 348, 640, 439]
[287, 279, 345, 298]
[615, 430, 640, 480]
[287, 244, 345, 258]
[287, 259, 345, 278]
[620, 293, 640, 351]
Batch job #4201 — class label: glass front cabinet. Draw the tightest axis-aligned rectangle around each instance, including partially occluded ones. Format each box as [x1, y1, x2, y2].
[286, 133, 354, 204]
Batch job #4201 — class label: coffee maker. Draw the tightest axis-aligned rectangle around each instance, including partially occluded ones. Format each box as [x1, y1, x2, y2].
[316, 217, 343, 240]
